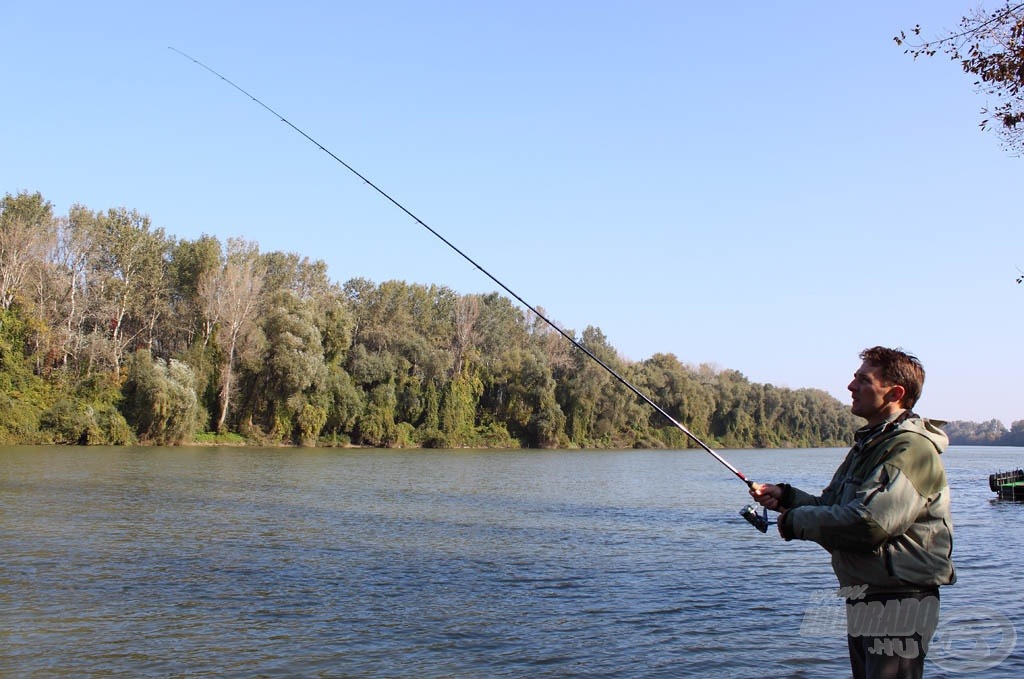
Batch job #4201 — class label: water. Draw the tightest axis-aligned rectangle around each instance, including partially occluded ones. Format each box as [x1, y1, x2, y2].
[2, 445, 1022, 677]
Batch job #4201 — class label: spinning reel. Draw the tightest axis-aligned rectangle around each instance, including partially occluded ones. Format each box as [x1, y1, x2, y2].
[740, 503, 776, 533]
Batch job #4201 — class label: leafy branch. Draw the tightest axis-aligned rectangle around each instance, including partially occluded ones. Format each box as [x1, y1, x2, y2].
[895, 2, 1024, 154]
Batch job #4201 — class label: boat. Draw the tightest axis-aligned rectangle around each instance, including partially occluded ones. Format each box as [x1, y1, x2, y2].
[989, 469, 1024, 501]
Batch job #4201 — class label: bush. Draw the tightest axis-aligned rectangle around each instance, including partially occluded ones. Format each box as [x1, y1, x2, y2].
[297, 403, 328, 446]
[120, 350, 203, 444]
[40, 398, 135, 445]
[193, 431, 247, 446]
[0, 393, 43, 444]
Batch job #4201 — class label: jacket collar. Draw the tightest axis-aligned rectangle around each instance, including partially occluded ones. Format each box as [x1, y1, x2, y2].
[852, 410, 914, 454]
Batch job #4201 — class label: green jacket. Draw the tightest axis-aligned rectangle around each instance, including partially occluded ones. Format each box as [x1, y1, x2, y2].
[779, 413, 955, 593]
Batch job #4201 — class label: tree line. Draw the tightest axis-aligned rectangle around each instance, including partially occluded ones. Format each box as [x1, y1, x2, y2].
[943, 420, 1024, 446]
[1, 190, 864, 449]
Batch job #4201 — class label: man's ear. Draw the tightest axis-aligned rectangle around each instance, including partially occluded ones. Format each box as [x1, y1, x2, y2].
[886, 384, 907, 406]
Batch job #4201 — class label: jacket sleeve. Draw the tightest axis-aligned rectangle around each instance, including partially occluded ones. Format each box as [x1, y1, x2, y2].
[782, 441, 932, 552]
[781, 484, 827, 508]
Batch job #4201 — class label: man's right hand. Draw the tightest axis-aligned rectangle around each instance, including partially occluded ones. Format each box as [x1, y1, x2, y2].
[749, 482, 783, 511]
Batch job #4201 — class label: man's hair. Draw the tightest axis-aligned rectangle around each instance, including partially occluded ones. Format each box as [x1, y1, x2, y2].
[859, 346, 925, 409]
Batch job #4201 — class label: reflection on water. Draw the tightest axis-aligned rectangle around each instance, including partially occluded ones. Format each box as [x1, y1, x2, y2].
[1, 446, 1021, 677]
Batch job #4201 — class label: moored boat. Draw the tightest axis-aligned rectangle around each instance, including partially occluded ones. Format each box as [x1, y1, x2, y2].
[989, 469, 1024, 501]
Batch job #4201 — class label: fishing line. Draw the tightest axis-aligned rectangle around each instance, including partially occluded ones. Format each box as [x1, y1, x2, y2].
[169, 47, 758, 492]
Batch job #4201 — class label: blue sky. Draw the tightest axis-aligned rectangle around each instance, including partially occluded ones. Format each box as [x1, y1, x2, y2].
[3, 1, 1021, 426]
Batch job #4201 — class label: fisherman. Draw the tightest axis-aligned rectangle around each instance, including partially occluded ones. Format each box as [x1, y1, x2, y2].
[749, 346, 954, 679]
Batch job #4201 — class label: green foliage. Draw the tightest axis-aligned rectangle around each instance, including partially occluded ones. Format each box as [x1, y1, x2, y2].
[60, 373, 135, 445]
[168, 234, 223, 348]
[421, 380, 441, 432]
[40, 373, 135, 446]
[193, 430, 247, 445]
[176, 340, 218, 430]
[0, 392, 44, 444]
[0, 191, 879, 449]
[38, 399, 93, 444]
[393, 421, 417, 448]
[0, 308, 49, 442]
[357, 382, 398, 447]
[120, 350, 203, 444]
[440, 367, 483, 447]
[323, 365, 364, 438]
[297, 403, 328, 446]
[476, 421, 520, 448]
[40, 398, 134, 445]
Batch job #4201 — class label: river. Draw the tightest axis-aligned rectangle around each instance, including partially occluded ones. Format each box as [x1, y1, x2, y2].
[1, 445, 1021, 677]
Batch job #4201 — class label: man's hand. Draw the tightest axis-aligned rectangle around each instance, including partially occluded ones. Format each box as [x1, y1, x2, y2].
[749, 482, 783, 511]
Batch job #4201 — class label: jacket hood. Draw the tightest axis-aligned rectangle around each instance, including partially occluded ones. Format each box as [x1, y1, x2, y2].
[895, 415, 949, 455]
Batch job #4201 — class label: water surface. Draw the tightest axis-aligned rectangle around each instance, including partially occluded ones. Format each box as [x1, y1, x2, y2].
[2, 446, 1021, 677]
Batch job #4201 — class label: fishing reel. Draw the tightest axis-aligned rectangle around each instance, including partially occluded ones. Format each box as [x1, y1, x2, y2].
[740, 503, 776, 533]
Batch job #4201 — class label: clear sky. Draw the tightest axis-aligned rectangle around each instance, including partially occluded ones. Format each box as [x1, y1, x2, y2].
[3, 1, 1021, 426]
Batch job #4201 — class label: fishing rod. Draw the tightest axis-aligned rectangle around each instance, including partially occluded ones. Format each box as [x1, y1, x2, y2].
[169, 48, 771, 530]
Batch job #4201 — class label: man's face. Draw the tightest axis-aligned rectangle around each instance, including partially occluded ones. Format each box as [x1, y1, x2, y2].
[847, 361, 901, 425]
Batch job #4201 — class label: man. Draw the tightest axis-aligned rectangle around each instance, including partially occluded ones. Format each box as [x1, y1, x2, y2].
[750, 346, 954, 678]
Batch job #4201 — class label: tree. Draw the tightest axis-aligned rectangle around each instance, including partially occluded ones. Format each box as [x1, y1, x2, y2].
[89, 207, 170, 374]
[357, 381, 399, 447]
[168, 234, 223, 349]
[503, 347, 564, 447]
[252, 291, 328, 442]
[440, 364, 483, 447]
[636, 353, 715, 446]
[896, 2, 1024, 154]
[0, 191, 55, 311]
[555, 326, 638, 447]
[44, 204, 101, 374]
[198, 238, 264, 432]
[0, 191, 884, 448]
[452, 293, 480, 372]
